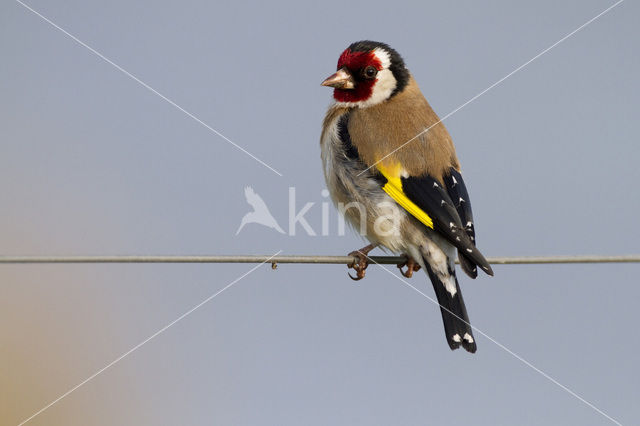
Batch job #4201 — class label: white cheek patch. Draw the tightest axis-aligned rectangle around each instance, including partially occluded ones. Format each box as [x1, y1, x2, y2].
[366, 69, 397, 107]
[365, 48, 396, 107]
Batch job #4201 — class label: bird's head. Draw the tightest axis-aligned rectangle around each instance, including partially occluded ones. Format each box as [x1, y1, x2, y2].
[322, 40, 410, 108]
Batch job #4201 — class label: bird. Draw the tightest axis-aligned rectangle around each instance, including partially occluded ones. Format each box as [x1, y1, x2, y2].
[320, 40, 493, 353]
[236, 186, 285, 235]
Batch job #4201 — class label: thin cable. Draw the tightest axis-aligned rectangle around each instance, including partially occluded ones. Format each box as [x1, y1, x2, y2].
[0, 255, 638, 265]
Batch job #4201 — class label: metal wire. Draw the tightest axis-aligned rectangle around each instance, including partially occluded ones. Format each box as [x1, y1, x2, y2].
[0, 255, 638, 265]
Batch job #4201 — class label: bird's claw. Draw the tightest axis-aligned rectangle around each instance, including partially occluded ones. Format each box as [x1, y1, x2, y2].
[348, 271, 365, 281]
[348, 250, 370, 281]
[398, 256, 421, 278]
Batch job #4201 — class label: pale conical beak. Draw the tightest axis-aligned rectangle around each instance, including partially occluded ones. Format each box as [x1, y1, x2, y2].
[321, 67, 355, 89]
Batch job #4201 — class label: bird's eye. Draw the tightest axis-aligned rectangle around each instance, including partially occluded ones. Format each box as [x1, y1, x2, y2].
[363, 66, 378, 79]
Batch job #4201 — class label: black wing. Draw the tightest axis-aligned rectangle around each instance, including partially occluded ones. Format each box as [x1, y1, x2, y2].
[443, 169, 479, 278]
[400, 173, 493, 276]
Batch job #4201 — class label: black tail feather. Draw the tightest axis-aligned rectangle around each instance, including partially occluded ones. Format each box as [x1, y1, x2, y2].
[423, 260, 477, 353]
[458, 252, 478, 279]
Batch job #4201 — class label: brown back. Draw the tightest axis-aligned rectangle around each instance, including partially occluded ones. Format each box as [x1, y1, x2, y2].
[348, 76, 460, 181]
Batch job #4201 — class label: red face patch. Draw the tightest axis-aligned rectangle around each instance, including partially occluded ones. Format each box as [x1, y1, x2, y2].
[334, 49, 382, 103]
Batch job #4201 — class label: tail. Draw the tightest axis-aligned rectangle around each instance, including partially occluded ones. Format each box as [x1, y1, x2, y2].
[422, 258, 477, 353]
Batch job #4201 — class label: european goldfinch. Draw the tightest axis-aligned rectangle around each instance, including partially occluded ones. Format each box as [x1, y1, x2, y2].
[320, 40, 493, 353]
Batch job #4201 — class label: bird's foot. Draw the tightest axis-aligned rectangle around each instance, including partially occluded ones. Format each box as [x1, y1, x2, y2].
[347, 244, 376, 281]
[398, 256, 421, 278]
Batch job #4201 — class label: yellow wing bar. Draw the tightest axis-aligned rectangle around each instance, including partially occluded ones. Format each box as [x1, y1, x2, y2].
[377, 165, 434, 229]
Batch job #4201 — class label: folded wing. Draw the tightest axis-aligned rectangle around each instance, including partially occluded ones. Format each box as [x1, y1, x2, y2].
[377, 164, 493, 276]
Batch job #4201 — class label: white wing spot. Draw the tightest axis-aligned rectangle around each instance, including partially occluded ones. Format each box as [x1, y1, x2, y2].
[466, 221, 473, 227]
[452, 176, 458, 185]
[452, 334, 462, 343]
[433, 182, 439, 188]
[459, 197, 465, 203]
[463, 333, 474, 343]
[466, 248, 473, 253]
[441, 200, 446, 206]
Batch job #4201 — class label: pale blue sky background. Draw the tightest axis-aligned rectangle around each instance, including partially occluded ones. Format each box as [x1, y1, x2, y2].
[1, 0, 639, 425]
